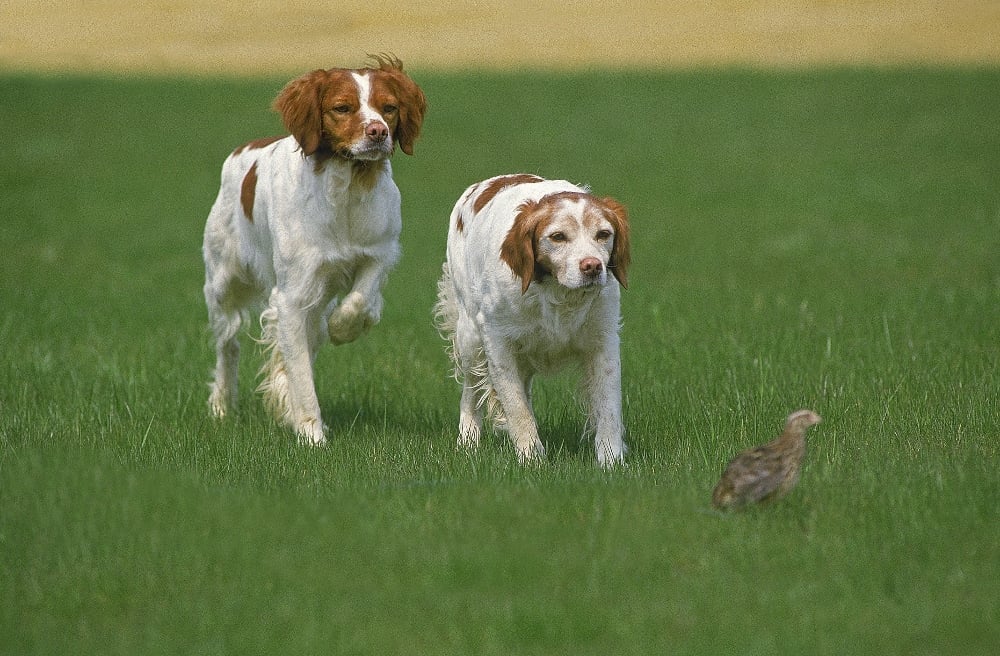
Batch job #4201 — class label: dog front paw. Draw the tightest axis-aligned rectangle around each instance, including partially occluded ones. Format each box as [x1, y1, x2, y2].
[596, 438, 627, 468]
[328, 292, 379, 345]
[295, 417, 328, 446]
[208, 382, 235, 418]
[208, 394, 228, 419]
[514, 438, 546, 464]
[457, 423, 481, 450]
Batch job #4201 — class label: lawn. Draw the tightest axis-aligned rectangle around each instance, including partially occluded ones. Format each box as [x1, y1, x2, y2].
[1, 68, 998, 654]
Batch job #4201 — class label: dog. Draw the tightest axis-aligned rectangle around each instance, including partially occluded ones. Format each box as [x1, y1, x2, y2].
[434, 174, 631, 465]
[202, 55, 426, 444]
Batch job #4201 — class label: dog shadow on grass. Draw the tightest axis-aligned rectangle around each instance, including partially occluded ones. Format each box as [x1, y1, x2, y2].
[316, 394, 598, 459]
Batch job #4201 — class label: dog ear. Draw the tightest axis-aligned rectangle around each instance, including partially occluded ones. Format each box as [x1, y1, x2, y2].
[273, 70, 328, 156]
[599, 197, 631, 289]
[501, 200, 541, 294]
[371, 58, 427, 156]
[395, 78, 427, 156]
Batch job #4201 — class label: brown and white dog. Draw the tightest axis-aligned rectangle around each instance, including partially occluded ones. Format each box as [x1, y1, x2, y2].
[203, 55, 426, 445]
[435, 174, 631, 466]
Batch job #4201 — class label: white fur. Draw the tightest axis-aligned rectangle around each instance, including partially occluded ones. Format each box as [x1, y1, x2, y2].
[203, 135, 401, 445]
[352, 72, 382, 127]
[435, 176, 628, 466]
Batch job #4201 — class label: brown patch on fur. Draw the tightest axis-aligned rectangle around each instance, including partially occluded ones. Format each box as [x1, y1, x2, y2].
[500, 197, 556, 294]
[232, 135, 282, 156]
[455, 182, 483, 233]
[240, 162, 258, 222]
[273, 68, 359, 161]
[473, 174, 544, 215]
[595, 196, 631, 288]
[365, 54, 427, 156]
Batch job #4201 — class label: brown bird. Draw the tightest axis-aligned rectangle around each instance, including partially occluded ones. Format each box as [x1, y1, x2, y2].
[711, 409, 822, 510]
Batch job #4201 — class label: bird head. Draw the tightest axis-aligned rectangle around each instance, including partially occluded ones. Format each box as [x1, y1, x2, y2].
[785, 409, 822, 433]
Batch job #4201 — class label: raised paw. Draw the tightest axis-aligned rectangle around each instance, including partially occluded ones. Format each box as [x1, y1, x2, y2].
[327, 292, 379, 345]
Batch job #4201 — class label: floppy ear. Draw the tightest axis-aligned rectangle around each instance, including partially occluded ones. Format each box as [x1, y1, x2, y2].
[396, 78, 427, 156]
[599, 197, 631, 289]
[272, 70, 328, 156]
[500, 200, 540, 294]
[375, 59, 427, 156]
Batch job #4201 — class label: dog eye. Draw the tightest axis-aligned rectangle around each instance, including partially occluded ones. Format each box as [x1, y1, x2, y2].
[331, 105, 352, 114]
[549, 232, 567, 243]
[382, 104, 398, 114]
[596, 230, 613, 241]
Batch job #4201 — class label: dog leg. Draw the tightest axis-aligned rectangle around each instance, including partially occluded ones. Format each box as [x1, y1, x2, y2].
[205, 293, 242, 418]
[482, 336, 544, 463]
[260, 295, 327, 445]
[208, 336, 240, 417]
[457, 381, 483, 449]
[583, 338, 626, 467]
[452, 312, 485, 449]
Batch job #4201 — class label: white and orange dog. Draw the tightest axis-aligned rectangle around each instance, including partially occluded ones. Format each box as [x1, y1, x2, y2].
[203, 56, 426, 444]
[435, 175, 631, 465]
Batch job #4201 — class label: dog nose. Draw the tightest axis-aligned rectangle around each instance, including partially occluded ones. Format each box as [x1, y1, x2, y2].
[580, 258, 604, 276]
[366, 121, 389, 141]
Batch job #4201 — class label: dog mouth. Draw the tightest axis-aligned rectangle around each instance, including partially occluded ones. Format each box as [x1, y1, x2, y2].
[350, 139, 394, 160]
[331, 140, 393, 162]
[559, 272, 608, 290]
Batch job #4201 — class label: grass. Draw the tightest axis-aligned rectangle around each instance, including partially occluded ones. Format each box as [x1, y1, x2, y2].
[1, 67, 998, 654]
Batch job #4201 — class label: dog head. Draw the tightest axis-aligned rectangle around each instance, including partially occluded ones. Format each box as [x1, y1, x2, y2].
[501, 191, 631, 294]
[272, 55, 427, 163]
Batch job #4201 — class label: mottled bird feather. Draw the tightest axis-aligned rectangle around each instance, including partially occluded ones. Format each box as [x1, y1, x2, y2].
[712, 409, 821, 510]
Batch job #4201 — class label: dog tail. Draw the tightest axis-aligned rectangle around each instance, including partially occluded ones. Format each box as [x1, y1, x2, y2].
[255, 305, 292, 424]
[433, 261, 506, 428]
[468, 352, 506, 429]
[433, 262, 460, 377]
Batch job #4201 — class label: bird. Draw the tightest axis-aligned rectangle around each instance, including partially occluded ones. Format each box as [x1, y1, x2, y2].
[711, 409, 822, 511]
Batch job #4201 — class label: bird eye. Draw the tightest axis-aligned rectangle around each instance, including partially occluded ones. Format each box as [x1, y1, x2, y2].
[596, 229, 612, 241]
[549, 232, 567, 243]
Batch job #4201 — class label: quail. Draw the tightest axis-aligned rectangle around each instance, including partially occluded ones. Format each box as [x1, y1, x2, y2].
[712, 409, 822, 510]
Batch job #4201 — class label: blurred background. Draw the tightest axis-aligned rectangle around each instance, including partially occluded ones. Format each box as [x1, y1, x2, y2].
[3, 0, 998, 75]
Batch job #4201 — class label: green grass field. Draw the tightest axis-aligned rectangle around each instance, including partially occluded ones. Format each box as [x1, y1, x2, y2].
[2, 68, 998, 654]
